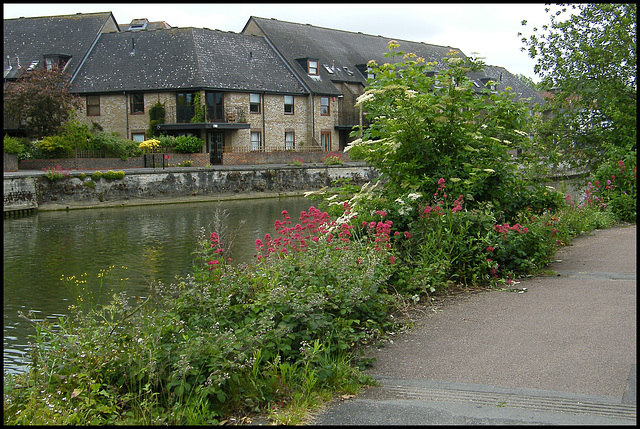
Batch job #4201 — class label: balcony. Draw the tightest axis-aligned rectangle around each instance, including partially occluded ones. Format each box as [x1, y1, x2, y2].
[157, 105, 250, 132]
[335, 109, 369, 129]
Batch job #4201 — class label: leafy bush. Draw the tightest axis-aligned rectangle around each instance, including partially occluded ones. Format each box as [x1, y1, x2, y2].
[3, 135, 26, 154]
[172, 135, 203, 154]
[590, 152, 637, 222]
[89, 132, 141, 160]
[102, 170, 125, 180]
[322, 152, 344, 165]
[155, 134, 176, 150]
[138, 138, 161, 154]
[147, 102, 166, 138]
[91, 171, 103, 181]
[37, 135, 73, 158]
[42, 165, 70, 181]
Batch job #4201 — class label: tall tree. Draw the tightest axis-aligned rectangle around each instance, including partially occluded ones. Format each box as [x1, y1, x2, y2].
[3, 65, 83, 139]
[346, 42, 533, 217]
[519, 4, 637, 174]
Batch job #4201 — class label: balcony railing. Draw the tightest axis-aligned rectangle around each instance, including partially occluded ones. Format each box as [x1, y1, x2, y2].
[163, 105, 248, 124]
[335, 110, 369, 128]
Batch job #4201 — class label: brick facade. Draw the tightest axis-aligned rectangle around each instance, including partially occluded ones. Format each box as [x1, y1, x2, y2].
[74, 90, 340, 159]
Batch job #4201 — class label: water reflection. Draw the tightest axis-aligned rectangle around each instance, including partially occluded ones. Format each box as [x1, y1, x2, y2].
[3, 196, 314, 374]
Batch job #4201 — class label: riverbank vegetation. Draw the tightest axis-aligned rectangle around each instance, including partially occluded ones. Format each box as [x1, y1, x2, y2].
[4, 29, 636, 424]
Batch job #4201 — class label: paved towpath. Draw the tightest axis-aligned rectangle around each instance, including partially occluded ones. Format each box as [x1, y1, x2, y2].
[309, 224, 636, 425]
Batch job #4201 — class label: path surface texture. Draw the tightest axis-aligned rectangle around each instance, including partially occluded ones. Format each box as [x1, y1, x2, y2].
[310, 224, 636, 425]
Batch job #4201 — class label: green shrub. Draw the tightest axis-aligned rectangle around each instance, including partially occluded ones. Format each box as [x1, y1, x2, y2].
[172, 135, 203, 153]
[155, 134, 176, 150]
[38, 135, 73, 158]
[42, 165, 70, 181]
[89, 132, 141, 160]
[3, 135, 26, 154]
[84, 179, 96, 188]
[147, 102, 166, 138]
[91, 171, 103, 181]
[103, 170, 125, 180]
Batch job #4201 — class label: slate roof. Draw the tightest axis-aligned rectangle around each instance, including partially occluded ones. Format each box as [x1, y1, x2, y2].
[481, 64, 545, 107]
[244, 17, 544, 105]
[3, 12, 118, 80]
[243, 17, 462, 95]
[71, 27, 308, 95]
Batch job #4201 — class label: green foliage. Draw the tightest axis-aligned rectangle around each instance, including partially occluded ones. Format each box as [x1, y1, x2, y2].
[155, 134, 176, 149]
[172, 135, 203, 154]
[520, 4, 637, 174]
[38, 135, 73, 158]
[3, 188, 623, 425]
[587, 152, 636, 222]
[102, 170, 125, 180]
[3, 135, 26, 154]
[3, 66, 83, 139]
[89, 132, 141, 160]
[42, 165, 70, 181]
[91, 171, 103, 181]
[147, 101, 166, 137]
[58, 121, 93, 151]
[322, 152, 344, 165]
[347, 43, 533, 215]
[191, 93, 205, 123]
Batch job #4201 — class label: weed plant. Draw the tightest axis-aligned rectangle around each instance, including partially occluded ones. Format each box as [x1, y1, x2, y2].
[42, 165, 70, 181]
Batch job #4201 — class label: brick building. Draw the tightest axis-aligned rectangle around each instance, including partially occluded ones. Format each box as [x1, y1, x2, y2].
[4, 12, 544, 165]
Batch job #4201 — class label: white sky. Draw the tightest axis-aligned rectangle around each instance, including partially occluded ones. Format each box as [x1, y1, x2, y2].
[3, 3, 560, 82]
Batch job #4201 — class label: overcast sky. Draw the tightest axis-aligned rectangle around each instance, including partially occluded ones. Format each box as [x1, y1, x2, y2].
[3, 3, 560, 82]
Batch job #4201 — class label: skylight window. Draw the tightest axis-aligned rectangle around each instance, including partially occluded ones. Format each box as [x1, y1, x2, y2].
[323, 64, 334, 74]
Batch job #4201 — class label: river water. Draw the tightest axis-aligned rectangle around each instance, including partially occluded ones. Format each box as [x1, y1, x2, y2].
[3, 196, 314, 375]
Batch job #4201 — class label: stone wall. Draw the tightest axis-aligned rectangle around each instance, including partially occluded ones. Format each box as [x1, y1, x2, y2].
[4, 177, 38, 213]
[8, 164, 377, 208]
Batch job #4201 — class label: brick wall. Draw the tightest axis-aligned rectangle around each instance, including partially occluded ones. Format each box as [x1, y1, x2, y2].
[18, 153, 210, 171]
[222, 150, 353, 165]
[4, 153, 18, 172]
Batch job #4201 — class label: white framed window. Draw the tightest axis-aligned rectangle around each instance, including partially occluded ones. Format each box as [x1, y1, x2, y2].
[308, 59, 319, 75]
[284, 95, 294, 114]
[320, 96, 330, 115]
[250, 93, 261, 113]
[131, 133, 145, 142]
[285, 131, 295, 150]
[251, 131, 262, 151]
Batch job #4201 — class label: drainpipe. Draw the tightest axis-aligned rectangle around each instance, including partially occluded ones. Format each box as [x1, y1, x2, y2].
[262, 91, 266, 151]
[124, 91, 129, 139]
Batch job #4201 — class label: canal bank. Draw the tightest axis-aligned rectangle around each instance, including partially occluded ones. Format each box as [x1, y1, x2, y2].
[4, 163, 377, 213]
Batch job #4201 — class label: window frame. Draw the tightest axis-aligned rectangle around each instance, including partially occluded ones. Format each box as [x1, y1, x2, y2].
[131, 132, 146, 142]
[284, 95, 294, 115]
[250, 93, 261, 114]
[308, 59, 319, 76]
[250, 130, 262, 151]
[86, 95, 100, 116]
[321, 131, 331, 151]
[320, 96, 330, 116]
[130, 93, 145, 114]
[285, 130, 295, 150]
[205, 91, 224, 122]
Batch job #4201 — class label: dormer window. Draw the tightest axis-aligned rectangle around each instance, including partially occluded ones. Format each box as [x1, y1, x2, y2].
[480, 77, 497, 91]
[308, 59, 319, 76]
[44, 54, 71, 71]
[129, 18, 149, 31]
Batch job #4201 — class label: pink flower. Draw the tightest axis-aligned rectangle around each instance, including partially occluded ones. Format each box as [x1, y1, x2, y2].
[486, 246, 494, 253]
